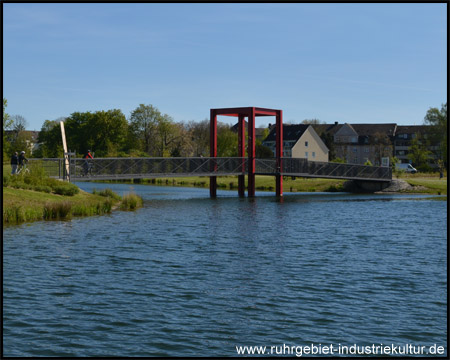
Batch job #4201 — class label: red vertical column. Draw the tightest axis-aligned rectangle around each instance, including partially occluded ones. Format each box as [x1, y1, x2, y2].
[276, 110, 283, 197]
[238, 114, 246, 197]
[248, 108, 256, 197]
[210, 109, 217, 198]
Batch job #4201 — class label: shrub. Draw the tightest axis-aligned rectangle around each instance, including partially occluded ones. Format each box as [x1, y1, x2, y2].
[3, 174, 11, 186]
[53, 183, 80, 196]
[93, 188, 121, 201]
[33, 185, 52, 193]
[120, 192, 143, 210]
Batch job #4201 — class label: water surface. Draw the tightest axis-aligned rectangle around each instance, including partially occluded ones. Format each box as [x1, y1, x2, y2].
[3, 184, 447, 356]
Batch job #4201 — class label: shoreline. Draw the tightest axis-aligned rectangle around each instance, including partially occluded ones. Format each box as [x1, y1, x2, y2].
[93, 175, 447, 196]
[3, 176, 446, 226]
[3, 186, 143, 226]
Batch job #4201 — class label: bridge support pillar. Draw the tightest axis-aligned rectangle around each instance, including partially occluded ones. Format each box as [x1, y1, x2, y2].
[248, 108, 256, 197]
[238, 114, 246, 197]
[210, 109, 217, 198]
[275, 110, 283, 197]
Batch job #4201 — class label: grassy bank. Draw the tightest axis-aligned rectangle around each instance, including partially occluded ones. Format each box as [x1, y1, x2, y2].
[118, 174, 447, 195]
[3, 187, 145, 225]
[3, 187, 117, 224]
[3, 165, 144, 225]
[125, 176, 347, 193]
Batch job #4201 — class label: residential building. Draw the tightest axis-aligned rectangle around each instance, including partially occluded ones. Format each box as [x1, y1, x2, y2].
[394, 125, 439, 168]
[312, 123, 397, 166]
[262, 124, 329, 161]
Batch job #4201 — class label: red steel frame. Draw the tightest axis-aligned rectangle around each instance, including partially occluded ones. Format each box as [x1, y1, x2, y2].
[210, 107, 283, 198]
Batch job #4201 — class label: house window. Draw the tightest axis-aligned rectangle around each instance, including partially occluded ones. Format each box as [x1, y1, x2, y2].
[312, 152, 315, 158]
[354, 157, 358, 163]
[305, 141, 308, 147]
[352, 136, 357, 143]
[305, 151, 308, 158]
[364, 147, 369, 153]
[353, 147, 357, 153]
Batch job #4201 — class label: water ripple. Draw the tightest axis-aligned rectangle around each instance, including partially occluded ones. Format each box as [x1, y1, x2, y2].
[3, 185, 447, 356]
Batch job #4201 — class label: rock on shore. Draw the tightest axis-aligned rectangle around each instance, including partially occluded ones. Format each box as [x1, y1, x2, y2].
[375, 179, 428, 193]
[343, 179, 426, 193]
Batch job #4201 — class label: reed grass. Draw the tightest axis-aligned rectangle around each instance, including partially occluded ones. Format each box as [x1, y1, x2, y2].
[120, 192, 143, 210]
[43, 201, 72, 220]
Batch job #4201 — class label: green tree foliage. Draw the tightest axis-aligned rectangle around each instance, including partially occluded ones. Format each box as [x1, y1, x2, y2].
[187, 119, 209, 157]
[217, 123, 238, 157]
[36, 110, 128, 157]
[6, 115, 33, 155]
[424, 102, 447, 167]
[64, 110, 128, 156]
[255, 141, 273, 158]
[129, 104, 161, 154]
[407, 133, 432, 172]
[3, 98, 12, 159]
[128, 104, 182, 157]
[35, 119, 64, 158]
[155, 113, 180, 157]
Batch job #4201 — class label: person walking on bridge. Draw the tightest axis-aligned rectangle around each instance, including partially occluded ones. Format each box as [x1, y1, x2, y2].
[83, 150, 94, 176]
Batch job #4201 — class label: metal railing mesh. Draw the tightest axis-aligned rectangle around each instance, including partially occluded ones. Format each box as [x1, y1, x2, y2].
[69, 157, 247, 180]
[28, 157, 391, 181]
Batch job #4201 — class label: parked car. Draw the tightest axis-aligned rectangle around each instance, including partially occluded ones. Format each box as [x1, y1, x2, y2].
[395, 163, 418, 173]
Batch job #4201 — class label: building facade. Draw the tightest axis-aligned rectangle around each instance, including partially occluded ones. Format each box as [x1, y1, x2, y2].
[263, 124, 329, 162]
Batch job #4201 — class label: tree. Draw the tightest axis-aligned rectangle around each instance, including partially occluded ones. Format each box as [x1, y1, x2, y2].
[3, 98, 13, 159]
[129, 104, 161, 154]
[11, 115, 28, 133]
[301, 118, 324, 125]
[187, 119, 210, 157]
[255, 141, 273, 158]
[217, 123, 238, 157]
[36, 119, 64, 157]
[155, 113, 179, 157]
[371, 132, 393, 166]
[424, 102, 447, 168]
[320, 132, 335, 160]
[407, 133, 432, 172]
[7, 115, 30, 154]
[88, 109, 128, 156]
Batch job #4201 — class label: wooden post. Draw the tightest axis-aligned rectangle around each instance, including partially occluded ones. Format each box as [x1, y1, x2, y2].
[60, 121, 70, 181]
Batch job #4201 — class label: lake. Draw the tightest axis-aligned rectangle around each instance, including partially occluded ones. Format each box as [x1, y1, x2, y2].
[3, 183, 447, 356]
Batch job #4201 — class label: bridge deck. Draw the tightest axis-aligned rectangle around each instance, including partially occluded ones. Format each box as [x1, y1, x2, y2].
[30, 157, 392, 183]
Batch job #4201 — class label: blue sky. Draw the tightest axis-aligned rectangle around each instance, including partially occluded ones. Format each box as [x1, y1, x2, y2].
[3, 3, 447, 131]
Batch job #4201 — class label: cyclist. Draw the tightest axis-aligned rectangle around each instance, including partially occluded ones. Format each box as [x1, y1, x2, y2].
[83, 150, 94, 176]
[18, 151, 28, 173]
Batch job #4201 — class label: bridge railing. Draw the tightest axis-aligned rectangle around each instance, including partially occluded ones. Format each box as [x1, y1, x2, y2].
[27, 158, 66, 179]
[68, 157, 248, 179]
[28, 157, 391, 181]
[256, 158, 391, 181]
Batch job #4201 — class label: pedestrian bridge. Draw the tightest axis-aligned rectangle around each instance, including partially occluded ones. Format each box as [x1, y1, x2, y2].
[33, 157, 392, 183]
